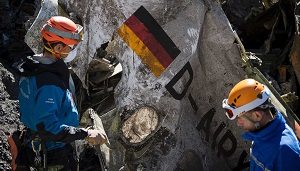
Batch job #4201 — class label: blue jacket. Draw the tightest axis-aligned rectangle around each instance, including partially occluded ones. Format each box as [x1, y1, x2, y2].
[243, 112, 300, 171]
[18, 57, 87, 150]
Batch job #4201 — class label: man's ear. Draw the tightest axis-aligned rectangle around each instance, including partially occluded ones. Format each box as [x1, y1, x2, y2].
[53, 43, 64, 51]
[252, 111, 263, 121]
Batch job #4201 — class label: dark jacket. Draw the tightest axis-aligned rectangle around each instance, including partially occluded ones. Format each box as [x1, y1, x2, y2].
[18, 56, 87, 150]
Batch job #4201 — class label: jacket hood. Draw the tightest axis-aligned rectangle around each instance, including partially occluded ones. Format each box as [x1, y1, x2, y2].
[14, 56, 69, 83]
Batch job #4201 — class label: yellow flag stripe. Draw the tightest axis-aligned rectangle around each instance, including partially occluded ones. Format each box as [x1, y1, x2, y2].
[118, 24, 165, 77]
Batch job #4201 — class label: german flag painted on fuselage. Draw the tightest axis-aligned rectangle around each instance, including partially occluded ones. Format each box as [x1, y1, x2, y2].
[118, 6, 181, 77]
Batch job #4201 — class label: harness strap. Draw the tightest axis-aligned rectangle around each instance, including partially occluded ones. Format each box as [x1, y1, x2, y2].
[41, 139, 48, 171]
[17, 129, 78, 170]
[31, 136, 47, 169]
[28, 129, 48, 170]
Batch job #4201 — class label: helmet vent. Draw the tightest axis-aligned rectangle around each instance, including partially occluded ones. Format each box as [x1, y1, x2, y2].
[257, 93, 263, 99]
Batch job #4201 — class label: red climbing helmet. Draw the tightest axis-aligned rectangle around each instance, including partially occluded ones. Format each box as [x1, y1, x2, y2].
[41, 16, 83, 45]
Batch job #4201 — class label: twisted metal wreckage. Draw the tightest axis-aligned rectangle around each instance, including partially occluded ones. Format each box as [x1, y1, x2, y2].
[19, 0, 300, 170]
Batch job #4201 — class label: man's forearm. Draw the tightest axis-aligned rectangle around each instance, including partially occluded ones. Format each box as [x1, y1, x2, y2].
[36, 123, 88, 143]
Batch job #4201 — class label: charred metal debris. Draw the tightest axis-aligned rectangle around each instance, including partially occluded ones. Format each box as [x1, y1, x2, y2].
[223, 0, 300, 115]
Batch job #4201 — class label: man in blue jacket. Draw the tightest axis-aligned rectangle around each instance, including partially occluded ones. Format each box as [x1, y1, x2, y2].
[222, 78, 300, 171]
[11, 16, 107, 170]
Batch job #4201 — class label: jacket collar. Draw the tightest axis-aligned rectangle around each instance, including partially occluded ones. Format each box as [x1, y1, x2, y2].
[32, 54, 57, 64]
[16, 55, 69, 84]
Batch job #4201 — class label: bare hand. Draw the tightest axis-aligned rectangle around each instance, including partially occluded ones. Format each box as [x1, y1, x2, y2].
[85, 129, 108, 146]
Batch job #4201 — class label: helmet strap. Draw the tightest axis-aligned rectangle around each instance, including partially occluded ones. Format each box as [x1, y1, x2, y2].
[44, 42, 70, 59]
[240, 113, 261, 129]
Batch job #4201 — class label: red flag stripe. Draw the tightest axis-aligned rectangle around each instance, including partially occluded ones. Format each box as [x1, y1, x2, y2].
[125, 15, 174, 68]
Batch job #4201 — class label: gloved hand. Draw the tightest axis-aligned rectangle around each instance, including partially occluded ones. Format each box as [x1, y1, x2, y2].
[85, 129, 108, 146]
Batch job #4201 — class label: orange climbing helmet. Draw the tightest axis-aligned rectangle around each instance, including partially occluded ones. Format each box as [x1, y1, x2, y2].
[222, 79, 271, 120]
[41, 16, 83, 45]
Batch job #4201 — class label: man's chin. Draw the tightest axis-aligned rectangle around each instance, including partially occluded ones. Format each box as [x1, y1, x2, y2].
[240, 127, 252, 132]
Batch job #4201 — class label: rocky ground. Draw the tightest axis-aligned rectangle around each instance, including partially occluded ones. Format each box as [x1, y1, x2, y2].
[0, 59, 22, 170]
[0, 0, 38, 169]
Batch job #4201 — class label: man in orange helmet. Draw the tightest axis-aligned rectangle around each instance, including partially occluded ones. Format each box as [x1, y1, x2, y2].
[222, 78, 300, 170]
[9, 16, 108, 171]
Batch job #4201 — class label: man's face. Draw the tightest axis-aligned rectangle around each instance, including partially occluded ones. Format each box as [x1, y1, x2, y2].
[294, 121, 300, 140]
[53, 43, 76, 58]
[236, 111, 258, 131]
